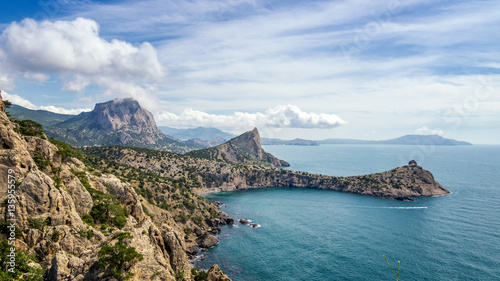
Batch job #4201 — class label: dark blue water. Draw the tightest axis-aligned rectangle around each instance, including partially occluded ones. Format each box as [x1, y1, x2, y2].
[199, 145, 500, 280]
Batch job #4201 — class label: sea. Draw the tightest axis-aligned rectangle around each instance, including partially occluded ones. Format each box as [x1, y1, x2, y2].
[196, 144, 500, 281]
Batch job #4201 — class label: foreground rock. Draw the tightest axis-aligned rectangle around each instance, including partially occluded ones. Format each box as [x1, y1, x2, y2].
[239, 218, 249, 224]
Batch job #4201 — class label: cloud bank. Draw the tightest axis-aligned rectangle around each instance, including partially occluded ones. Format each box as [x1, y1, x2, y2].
[1, 91, 90, 115]
[415, 126, 444, 136]
[0, 17, 165, 109]
[156, 105, 346, 131]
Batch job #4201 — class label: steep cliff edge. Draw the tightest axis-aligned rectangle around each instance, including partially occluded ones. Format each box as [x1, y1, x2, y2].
[0, 98, 231, 280]
[187, 128, 289, 168]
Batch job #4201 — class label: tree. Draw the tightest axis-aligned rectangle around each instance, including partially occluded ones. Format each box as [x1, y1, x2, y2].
[98, 234, 143, 281]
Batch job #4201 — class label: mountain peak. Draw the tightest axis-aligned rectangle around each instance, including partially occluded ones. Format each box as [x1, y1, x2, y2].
[92, 98, 157, 132]
[188, 127, 289, 168]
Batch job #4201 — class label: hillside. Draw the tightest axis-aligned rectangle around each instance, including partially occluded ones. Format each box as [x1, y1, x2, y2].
[7, 104, 75, 126]
[0, 97, 231, 280]
[44, 99, 198, 153]
[187, 128, 290, 168]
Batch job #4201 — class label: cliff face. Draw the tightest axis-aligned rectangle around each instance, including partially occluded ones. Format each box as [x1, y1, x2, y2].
[44, 99, 194, 153]
[187, 128, 289, 168]
[0, 97, 231, 280]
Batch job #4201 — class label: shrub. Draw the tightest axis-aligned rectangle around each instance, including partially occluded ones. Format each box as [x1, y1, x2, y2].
[27, 217, 50, 229]
[50, 139, 83, 161]
[81, 214, 94, 226]
[191, 268, 208, 281]
[13, 120, 46, 139]
[31, 151, 50, 170]
[51, 230, 60, 242]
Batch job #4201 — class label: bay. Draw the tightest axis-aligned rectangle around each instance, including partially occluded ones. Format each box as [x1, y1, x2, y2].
[198, 145, 500, 280]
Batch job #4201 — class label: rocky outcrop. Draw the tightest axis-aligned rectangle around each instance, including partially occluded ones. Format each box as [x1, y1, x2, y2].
[188, 128, 289, 168]
[207, 265, 232, 281]
[196, 233, 219, 249]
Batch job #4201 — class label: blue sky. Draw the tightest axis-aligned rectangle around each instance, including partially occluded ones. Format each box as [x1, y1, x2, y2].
[0, 0, 499, 144]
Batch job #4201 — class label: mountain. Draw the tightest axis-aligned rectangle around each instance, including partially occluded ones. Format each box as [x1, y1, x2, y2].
[159, 126, 235, 141]
[7, 104, 75, 126]
[261, 138, 319, 146]
[187, 127, 290, 168]
[44, 98, 197, 153]
[263, 134, 472, 146]
[376, 134, 472, 146]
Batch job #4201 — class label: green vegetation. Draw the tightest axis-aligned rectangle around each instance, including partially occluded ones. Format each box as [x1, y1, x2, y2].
[12, 119, 46, 139]
[51, 230, 61, 242]
[191, 268, 207, 281]
[0, 240, 44, 281]
[31, 150, 50, 170]
[383, 254, 400, 281]
[98, 233, 143, 281]
[175, 269, 185, 281]
[49, 139, 83, 161]
[72, 169, 129, 229]
[27, 217, 50, 229]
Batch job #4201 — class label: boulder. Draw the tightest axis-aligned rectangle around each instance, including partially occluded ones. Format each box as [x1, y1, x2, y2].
[196, 233, 219, 249]
[207, 264, 232, 281]
[239, 218, 249, 224]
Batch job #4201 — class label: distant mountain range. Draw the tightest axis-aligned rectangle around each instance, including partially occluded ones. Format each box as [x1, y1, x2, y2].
[262, 135, 472, 146]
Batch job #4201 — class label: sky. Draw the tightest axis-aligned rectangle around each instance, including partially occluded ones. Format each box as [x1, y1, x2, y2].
[0, 0, 499, 144]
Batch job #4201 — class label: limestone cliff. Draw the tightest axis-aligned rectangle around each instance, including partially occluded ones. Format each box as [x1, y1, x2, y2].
[0, 97, 231, 280]
[187, 128, 290, 168]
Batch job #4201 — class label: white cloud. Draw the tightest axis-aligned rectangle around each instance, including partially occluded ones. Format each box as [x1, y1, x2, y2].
[23, 72, 50, 83]
[1, 91, 90, 115]
[0, 17, 165, 106]
[415, 126, 444, 136]
[156, 105, 346, 131]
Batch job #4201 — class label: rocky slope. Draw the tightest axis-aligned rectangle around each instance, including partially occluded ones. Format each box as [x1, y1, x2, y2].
[187, 128, 290, 168]
[0, 97, 230, 280]
[43, 99, 196, 153]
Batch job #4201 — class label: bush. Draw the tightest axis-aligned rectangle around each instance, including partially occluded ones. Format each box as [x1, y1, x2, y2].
[31, 151, 50, 170]
[27, 217, 50, 229]
[51, 230, 60, 242]
[81, 214, 94, 226]
[50, 139, 83, 161]
[191, 268, 208, 281]
[13, 120, 46, 139]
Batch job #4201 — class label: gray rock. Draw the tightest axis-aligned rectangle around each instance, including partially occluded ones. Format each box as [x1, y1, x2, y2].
[196, 233, 219, 249]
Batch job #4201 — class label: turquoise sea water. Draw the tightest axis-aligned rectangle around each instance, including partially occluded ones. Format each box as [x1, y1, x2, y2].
[198, 145, 500, 280]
